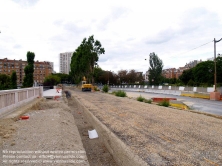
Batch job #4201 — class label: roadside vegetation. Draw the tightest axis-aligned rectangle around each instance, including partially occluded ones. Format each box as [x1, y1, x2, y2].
[136, 95, 152, 104]
[113, 90, 127, 97]
[111, 90, 127, 97]
[102, 85, 109, 93]
[158, 99, 170, 107]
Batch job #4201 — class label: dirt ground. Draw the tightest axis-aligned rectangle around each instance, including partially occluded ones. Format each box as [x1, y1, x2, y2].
[1, 87, 222, 166]
[68, 88, 222, 166]
[0, 99, 90, 166]
[0, 93, 117, 166]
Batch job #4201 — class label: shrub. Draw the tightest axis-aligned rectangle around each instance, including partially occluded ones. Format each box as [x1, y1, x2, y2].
[102, 85, 109, 93]
[115, 90, 127, 97]
[93, 86, 100, 91]
[158, 99, 170, 107]
[144, 99, 152, 104]
[137, 95, 145, 102]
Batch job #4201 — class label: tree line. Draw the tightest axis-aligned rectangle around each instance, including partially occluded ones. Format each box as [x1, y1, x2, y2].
[0, 71, 17, 90]
[93, 68, 143, 85]
[179, 57, 222, 87]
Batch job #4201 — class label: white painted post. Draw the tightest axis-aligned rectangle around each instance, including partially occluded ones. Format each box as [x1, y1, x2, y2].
[39, 86, 43, 97]
[15, 91, 18, 106]
[26, 89, 28, 99]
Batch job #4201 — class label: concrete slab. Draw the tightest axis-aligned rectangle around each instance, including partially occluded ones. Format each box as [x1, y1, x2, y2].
[43, 89, 62, 99]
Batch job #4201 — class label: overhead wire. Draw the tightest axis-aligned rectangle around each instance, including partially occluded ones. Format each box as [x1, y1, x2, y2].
[175, 40, 213, 56]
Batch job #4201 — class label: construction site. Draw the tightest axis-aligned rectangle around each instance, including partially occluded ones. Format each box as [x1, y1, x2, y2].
[0, 87, 222, 166]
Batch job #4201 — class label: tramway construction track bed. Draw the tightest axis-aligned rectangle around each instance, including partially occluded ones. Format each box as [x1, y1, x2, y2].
[68, 88, 222, 166]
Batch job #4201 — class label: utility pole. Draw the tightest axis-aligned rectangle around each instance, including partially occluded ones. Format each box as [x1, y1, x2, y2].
[213, 38, 222, 92]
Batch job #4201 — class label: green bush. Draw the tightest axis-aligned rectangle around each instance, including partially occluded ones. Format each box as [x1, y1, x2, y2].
[102, 85, 109, 93]
[158, 99, 170, 107]
[94, 86, 100, 91]
[137, 95, 145, 102]
[115, 90, 127, 97]
[144, 99, 152, 104]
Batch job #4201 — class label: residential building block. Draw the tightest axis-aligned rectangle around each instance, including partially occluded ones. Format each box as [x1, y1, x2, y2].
[0, 58, 53, 86]
[59, 52, 73, 74]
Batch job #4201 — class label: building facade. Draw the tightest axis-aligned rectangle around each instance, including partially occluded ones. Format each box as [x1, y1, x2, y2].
[59, 52, 73, 74]
[0, 58, 53, 86]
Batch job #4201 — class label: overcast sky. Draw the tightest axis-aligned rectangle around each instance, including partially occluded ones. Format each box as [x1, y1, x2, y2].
[0, 0, 222, 73]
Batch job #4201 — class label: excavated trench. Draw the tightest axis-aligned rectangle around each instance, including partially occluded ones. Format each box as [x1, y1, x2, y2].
[67, 95, 118, 166]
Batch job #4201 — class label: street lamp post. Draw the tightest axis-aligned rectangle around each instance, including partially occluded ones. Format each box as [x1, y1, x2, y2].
[210, 38, 222, 100]
[213, 38, 222, 92]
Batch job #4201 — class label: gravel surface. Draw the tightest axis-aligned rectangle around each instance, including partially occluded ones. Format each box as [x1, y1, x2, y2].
[70, 88, 222, 166]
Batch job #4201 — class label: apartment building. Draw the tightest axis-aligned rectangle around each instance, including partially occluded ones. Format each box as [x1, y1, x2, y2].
[162, 59, 202, 79]
[162, 68, 176, 79]
[0, 58, 53, 85]
[59, 52, 73, 74]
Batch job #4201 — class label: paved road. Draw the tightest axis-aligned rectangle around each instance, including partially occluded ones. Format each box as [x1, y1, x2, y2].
[111, 89, 222, 116]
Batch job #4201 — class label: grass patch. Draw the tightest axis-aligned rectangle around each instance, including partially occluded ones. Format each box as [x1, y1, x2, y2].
[143, 99, 152, 104]
[137, 95, 146, 102]
[158, 99, 170, 107]
[114, 90, 127, 97]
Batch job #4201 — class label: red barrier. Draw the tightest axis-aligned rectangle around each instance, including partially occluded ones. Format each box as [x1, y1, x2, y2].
[152, 98, 176, 103]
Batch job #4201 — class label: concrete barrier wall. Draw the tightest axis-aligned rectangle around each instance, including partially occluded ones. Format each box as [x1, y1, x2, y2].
[110, 85, 220, 94]
[0, 87, 42, 117]
[110, 85, 222, 98]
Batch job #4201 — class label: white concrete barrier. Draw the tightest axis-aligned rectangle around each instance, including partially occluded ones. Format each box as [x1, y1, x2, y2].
[193, 87, 197, 92]
[0, 87, 42, 117]
[207, 87, 214, 92]
[179, 86, 185, 91]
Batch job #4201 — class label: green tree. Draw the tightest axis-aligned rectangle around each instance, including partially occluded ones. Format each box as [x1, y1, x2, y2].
[193, 60, 214, 86]
[148, 52, 163, 85]
[10, 70, 17, 89]
[94, 67, 104, 83]
[52, 73, 71, 84]
[216, 56, 222, 84]
[70, 35, 105, 84]
[0, 74, 11, 90]
[187, 79, 195, 86]
[23, 51, 35, 87]
[179, 68, 194, 85]
[43, 74, 61, 86]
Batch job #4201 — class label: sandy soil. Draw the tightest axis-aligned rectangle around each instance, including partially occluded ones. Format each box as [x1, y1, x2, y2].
[0, 99, 89, 166]
[69, 88, 222, 166]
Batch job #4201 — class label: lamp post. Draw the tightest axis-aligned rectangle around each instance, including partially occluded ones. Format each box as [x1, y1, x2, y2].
[213, 38, 222, 92]
[210, 38, 222, 100]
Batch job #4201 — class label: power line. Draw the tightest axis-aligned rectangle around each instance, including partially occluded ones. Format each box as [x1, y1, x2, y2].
[175, 40, 213, 56]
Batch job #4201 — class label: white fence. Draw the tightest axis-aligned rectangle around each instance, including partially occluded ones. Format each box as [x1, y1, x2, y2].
[0, 87, 43, 117]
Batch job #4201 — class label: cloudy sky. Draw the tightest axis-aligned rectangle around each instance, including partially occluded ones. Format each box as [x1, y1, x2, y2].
[0, 0, 222, 73]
